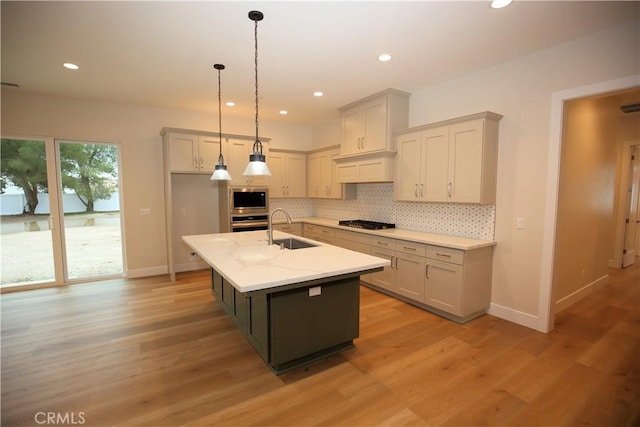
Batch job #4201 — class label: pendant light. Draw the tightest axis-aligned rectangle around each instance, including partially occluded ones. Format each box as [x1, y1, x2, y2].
[211, 63, 232, 181]
[243, 10, 271, 177]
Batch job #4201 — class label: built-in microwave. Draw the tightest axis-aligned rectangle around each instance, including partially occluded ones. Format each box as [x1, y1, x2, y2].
[229, 187, 269, 215]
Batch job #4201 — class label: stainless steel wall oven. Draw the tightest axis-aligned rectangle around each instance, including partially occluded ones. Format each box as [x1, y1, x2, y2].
[220, 187, 269, 232]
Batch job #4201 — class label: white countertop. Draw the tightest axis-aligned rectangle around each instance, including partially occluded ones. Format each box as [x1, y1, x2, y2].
[285, 217, 497, 250]
[182, 230, 390, 293]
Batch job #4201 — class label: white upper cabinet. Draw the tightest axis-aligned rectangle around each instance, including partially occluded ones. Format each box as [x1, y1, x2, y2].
[269, 151, 307, 198]
[166, 132, 222, 173]
[395, 112, 502, 204]
[227, 138, 270, 187]
[338, 89, 410, 156]
[307, 147, 357, 199]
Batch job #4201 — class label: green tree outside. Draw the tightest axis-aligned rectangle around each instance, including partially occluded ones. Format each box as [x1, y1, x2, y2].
[0, 139, 47, 214]
[0, 139, 118, 214]
[59, 143, 118, 212]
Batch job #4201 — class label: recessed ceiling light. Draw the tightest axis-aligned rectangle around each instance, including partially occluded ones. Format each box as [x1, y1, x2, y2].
[279, 110, 288, 115]
[63, 62, 79, 70]
[225, 101, 235, 107]
[313, 91, 323, 97]
[378, 54, 392, 62]
[491, 0, 512, 8]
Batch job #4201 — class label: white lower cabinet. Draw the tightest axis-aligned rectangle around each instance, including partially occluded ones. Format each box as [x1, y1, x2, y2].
[303, 224, 335, 244]
[301, 222, 494, 323]
[368, 238, 427, 301]
[424, 245, 493, 319]
[425, 258, 463, 315]
[272, 222, 303, 236]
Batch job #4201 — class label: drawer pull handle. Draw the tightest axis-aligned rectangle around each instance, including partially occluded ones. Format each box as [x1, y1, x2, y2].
[436, 252, 452, 258]
[377, 241, 388, 246]
[403, 246, 416, 251]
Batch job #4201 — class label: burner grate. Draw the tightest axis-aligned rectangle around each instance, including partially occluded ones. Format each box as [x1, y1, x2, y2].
[338, 220, 395, 230]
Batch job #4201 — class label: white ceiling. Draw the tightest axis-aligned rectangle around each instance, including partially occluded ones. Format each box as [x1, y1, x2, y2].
[1, 1, 638, 127]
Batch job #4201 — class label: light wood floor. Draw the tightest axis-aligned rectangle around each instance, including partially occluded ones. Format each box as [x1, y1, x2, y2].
[1, 264, 638, 426]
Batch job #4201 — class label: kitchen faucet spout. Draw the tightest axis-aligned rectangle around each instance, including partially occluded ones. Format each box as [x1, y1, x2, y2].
[268, 208, 292, 245]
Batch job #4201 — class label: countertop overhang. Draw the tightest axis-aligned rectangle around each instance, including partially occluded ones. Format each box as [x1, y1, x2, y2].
[183, 230, 390, 293]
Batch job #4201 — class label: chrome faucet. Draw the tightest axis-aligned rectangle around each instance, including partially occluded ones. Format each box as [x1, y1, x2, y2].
[268, 208, 292, 245]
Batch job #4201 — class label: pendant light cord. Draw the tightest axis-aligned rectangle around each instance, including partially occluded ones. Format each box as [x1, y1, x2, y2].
[217, 66, 223, 159]
[253, 16, 261, 154]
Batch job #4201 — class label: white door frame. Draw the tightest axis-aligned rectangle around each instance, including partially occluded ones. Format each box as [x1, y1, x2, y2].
[616, 141, 640, 268]
[538, 74, 640, 333]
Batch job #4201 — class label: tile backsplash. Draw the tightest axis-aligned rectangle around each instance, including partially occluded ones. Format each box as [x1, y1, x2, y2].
[270, 183, 495, 240]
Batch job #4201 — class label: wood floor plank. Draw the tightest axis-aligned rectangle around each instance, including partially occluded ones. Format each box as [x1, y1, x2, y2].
[1, 263, 638, 426]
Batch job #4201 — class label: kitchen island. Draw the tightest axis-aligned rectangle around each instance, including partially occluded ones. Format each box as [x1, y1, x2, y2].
[183, 230, 389, 374]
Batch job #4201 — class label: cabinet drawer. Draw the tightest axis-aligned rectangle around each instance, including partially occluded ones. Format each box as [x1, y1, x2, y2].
[396, 240, 426, 257]
[371, 237, 396, 250]
[273, 223, 302, 235]
[426, 246, 464, 265]
[304, 224, 332, 235]
[334, 229, 373, 246]
[335, 238, 371, 254]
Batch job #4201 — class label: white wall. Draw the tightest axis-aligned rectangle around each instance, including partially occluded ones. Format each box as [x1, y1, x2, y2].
[0, 92, 312, 277]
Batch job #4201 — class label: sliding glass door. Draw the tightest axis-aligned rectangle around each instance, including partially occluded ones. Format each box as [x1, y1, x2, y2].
[58, 140, 123, 280]
[0, 138, 124, 288]
[0, 138, 57, 286]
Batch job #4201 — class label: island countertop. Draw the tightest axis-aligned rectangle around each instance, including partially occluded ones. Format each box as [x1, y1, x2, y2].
[182, 230, 390, 293]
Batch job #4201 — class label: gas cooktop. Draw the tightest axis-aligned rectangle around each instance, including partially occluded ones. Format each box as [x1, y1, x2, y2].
[338, 220, 396, 230]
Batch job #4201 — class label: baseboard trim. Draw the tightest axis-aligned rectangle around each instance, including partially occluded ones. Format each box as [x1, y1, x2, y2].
[175, 261, 209, 273]
[487, 303, 540, 331]
[126, 265, 169, 278]
[555, 274, 608, 313]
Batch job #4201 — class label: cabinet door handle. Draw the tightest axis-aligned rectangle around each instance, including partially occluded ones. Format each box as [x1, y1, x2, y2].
[435, 252, 452, 258]
[194, 156, 198, 168]
[390, 256, 398, 269]
[448, 182, 452, 198]
[200, 156, 204, 167]
[426, 263, 430, 279]
[415, 184, 418, 198]
[361, 137, 365, 149]
[420, 184, 424, 197]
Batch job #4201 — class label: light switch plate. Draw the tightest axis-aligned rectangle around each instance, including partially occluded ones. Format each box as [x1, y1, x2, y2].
[516, 217, 525, 229]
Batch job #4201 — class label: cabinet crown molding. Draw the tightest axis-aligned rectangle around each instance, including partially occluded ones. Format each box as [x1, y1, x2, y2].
[159, 127, 271, 142]
[337, 88, 411, 112]
[395, 111, 503, 136]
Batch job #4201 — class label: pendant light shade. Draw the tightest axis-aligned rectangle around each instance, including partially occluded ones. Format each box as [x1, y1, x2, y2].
[243, 10, 271, 177]
[211, 63, 232, 181]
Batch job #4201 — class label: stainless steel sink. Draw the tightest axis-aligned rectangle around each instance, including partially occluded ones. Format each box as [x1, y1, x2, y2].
[272, 238, 318, 250]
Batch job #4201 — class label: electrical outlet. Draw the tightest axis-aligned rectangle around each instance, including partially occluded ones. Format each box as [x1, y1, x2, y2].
[309, 286, 322, 297]
[140, 208, 151, 216]
[516, 217, 525, 229]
